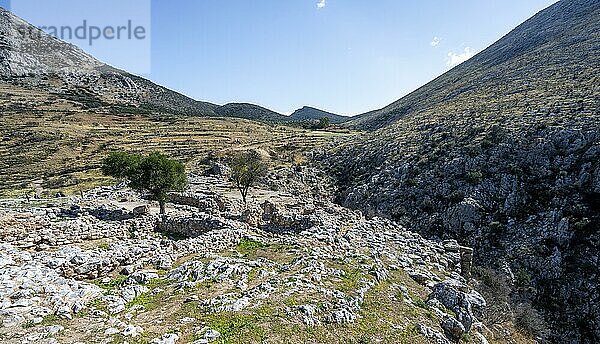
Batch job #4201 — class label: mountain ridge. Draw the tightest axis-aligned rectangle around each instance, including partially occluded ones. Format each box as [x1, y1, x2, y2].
[346, 0, 600, 130]
[1, 7, 329, 122]
[289, 106, 350, 123]
[0, 6, 222, 117]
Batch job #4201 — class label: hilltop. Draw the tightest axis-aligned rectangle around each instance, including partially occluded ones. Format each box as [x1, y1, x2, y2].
[289, 107, 350, 124]
[346, 0, 599, 130]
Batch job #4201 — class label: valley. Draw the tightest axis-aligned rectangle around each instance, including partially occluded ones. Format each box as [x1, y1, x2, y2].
[1, 0, 599, 343]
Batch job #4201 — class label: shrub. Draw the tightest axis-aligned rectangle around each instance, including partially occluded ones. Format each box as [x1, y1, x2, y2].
[465, 170, 483, 184]
[514, 302, 547, 338]
[318, 116, 331, 129]
[473, 266, 511, 325]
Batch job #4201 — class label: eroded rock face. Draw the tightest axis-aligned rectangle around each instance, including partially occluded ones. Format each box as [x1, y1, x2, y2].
[314, 2, 600, 340]
[320, 124, 600, 341]
[429, 279, 486, 333]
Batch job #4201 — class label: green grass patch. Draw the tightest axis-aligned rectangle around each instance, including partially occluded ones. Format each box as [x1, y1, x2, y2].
[409, 292, 429, 310]
[236, 237, 267, 257]
[94, 275, 127, 292]
[145, 278, 171, 289]
[90, 298, 109, 313]
[22, 314, 61, 329]
[247, 268, 259, 282]
[201, 312, 268, 344]
[337, 268, 368, 293]
[126, 291, 164, 311]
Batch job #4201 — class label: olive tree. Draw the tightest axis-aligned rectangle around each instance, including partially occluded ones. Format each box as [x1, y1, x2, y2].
[102, 151, 187, 214]
[230, 150, 267, 204]
[101, 151, 140, 180]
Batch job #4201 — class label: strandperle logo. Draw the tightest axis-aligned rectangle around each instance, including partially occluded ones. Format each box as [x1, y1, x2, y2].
[8, 0, 151, 75]
[21, 20, 147, 46]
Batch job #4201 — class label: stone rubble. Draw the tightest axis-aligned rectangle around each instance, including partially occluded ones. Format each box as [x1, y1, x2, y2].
[0, 175, 490, 343]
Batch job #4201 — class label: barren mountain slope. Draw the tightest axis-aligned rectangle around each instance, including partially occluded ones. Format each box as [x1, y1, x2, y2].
[290, 106, 350, 124]
[347, 0, 599, 130]
[321, 0, 600, 342]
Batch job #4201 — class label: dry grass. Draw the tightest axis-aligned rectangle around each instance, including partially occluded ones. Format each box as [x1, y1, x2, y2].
[0, 85, 351, 198]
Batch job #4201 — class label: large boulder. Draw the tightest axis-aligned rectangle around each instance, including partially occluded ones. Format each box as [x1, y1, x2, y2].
[428, 279, 486, 332]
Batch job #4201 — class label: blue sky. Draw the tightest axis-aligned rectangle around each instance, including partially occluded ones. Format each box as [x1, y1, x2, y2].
[4, 0, 558, 116]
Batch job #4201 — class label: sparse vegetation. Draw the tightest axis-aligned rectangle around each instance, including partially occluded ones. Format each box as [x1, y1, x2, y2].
[0, 94, 350, 198]
[514, 303, 547, 339]
[126, 291, 163, 311]
[236, 237, 267, 256]
[95, 275, 127, 292]
[230, 150, 267, 204]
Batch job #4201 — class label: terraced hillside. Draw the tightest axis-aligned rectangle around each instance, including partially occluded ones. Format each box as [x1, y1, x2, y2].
[0, 7, 301, 122]
[321, 0, 600, 342]
[0, 84, 348, 198]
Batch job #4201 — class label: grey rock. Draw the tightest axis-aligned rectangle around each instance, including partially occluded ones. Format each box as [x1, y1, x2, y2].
[151, 333, 179, 344]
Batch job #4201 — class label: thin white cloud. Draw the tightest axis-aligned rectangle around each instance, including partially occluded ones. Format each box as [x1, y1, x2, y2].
[317, 0, 326, 9]
[430, 36, 441, 47]
[446, 47, 476, 67]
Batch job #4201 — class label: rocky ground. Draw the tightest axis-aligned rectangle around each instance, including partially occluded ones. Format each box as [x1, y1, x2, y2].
[320, 112, 600, 343]
[0, 171, 520, 344]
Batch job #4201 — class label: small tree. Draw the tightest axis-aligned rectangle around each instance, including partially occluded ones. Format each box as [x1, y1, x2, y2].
[230, 150, 267, 204]
[102, 151, 187, 214]
[318, 116, 331, 129]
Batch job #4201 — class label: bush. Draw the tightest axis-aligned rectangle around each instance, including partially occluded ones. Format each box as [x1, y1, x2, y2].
[514, 302, 547, 338]
[465, 170, 483, 184]
[473, 266, 512, 325]
[318, 116, 331, 129]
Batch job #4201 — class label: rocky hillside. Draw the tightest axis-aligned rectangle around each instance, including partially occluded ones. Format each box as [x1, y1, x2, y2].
[320, 0, 600, 342]
[346, 0, 599, 130]
[0, 7, 219, 117]
[0, 170, 521, 344]
[214, 103, 289, 122]
[0, 7, 303, 122]
[0, 7, 354, 125]
[290, 106, 350, 124]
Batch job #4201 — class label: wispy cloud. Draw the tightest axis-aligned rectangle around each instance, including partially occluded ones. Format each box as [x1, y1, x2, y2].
[430, 36, 441, 47]
[317, 0, 326, 9]
[446, 47, 476, 67]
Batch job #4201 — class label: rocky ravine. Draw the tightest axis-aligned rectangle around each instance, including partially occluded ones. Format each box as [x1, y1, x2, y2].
[320, 116, 600, 343]
[318, 0, 600, 342]
[0, 172, 514, 344]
